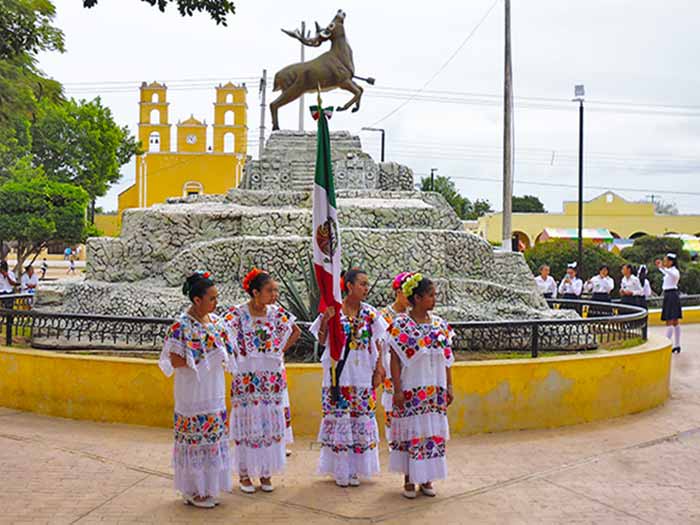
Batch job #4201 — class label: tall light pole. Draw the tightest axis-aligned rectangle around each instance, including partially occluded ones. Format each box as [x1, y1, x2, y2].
[501, 0, 514, 251]
[361, 127, 385, 162]
[298, 21, 306, 131]
[573, 84, 585, 274]
[430, 167, 438, 191]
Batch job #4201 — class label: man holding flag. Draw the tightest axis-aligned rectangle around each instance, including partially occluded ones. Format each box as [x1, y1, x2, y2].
[309, 93, 388, 487]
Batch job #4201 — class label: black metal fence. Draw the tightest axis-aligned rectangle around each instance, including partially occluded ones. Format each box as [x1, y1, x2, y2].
[1, 296, 648, 358]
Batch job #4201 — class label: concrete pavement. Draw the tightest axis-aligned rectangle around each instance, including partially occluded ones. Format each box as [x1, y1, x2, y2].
[1, 325, 699, 524]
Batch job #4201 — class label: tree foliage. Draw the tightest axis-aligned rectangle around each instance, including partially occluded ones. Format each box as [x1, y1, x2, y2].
[0, 170, 89, 273]
[420, 175, 493, 220]
[83, 0, 236, 25]
[621, 236, 689, 266]
[653, 199, 679, 215]
[512, 194, 546, 213]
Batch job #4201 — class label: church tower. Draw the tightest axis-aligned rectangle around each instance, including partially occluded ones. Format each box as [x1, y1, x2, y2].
[138, 82, 171, 152]
[212, 82, 247, 154]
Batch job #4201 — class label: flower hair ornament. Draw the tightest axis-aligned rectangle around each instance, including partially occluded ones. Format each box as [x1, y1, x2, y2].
[195, 269, 212, 280]
[182, 269, 213, 296]
[392, 271, 413, 291]
[242, 268, 266, 294]
[401, 272, 423, 298]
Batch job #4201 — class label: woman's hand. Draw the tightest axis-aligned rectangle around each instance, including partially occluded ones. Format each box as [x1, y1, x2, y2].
[446, 386, 454, 406]
[322, 306, 336, 322]
[372, 366, 385, 389]
[393, 390, 405, 410]
[170, 353, 187, 368]
[655, 259, 662, 268]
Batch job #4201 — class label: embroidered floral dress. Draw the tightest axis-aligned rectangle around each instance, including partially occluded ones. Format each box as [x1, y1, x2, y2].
[159, 312, 235, 497]
[224, 304, 296, 478]
[310, 303, 388, 482]
[387, 313, 454, 484]
[379, 305, 400, 443]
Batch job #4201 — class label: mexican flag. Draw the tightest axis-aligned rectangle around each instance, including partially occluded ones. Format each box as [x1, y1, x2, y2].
[310, 103, 345, 362]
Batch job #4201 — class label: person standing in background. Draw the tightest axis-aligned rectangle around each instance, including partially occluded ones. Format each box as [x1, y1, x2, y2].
[656, 254, 682, 354]
[558, 262, 583, 300]
[534, 264, 557, 299]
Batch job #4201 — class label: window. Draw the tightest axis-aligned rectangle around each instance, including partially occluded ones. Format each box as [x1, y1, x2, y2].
[183, 181, 203, 197]
[150, 109, 160, 125]
[149, 131, 160, 152]
[223, 132, 235, 153]
[226, 93, 233, 103]
[224, 110, 234, 125]
[151, 92, 159, 103]
[606, 193, 614, 203]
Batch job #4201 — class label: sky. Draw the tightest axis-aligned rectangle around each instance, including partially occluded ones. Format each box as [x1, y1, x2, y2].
[38, 1, 700, 214]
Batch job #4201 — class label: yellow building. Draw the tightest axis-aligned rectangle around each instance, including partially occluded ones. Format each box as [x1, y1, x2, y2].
[476, 192, 700, 249]
[117, 81, 248, 220]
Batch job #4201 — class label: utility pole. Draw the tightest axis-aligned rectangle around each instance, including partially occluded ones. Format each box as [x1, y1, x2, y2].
[258, 69, 267, 159]
[501, 0, 514, 252]
[298, 21, 305, 132]
[573, 85, 585, 275]
[430, 168, 437, 191]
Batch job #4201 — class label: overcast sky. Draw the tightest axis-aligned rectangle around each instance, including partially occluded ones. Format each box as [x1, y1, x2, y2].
[38, 1, 700, 214]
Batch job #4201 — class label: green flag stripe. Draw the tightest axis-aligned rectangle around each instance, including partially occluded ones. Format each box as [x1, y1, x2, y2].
[314, 113, 336, 208]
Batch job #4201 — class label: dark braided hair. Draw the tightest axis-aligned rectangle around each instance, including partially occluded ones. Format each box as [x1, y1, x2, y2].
[407, 276, 434, 306]
[182, 272, 214, 302]
[246, 271, 272, 297]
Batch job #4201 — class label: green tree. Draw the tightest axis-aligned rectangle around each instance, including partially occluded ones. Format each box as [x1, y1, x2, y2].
[621, 236, 689, 266]
[31, 97, 141, 222]
[83, 0, 236, 25]
[420, 175, 492, 220]
[524, 239, 628, 295]
[512, 194, 545, 213]
[0, 168, 89, 274]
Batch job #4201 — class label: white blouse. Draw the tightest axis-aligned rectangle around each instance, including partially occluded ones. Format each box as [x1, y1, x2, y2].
[641, 279, 652, 298]
[585, 275, 614, 294]
[534, 275, 557, 297]
[558, 277, 583, 296]
[620, 275, 643, 296]
[658, 266, 680, 290]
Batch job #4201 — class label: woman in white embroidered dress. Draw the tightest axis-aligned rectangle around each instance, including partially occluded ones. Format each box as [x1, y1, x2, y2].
[379, 271, 413, 444]
[311, 268, 388, 487]
[225, 268, 300, 494]
[159, 271, 235, 509]
[387, 274, 454, 499]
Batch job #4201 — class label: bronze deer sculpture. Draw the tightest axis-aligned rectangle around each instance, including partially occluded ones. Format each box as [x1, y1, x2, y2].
[270, 10, 375, 131]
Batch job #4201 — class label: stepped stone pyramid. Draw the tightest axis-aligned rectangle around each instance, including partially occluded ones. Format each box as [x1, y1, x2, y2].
[61, 131, 560, 322]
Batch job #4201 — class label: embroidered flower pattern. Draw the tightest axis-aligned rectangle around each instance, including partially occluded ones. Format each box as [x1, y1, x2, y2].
[393, 386, 448, 418]
[231, 370, 287, 406]
[173, 410, 228, 445]
[321, 386, 377, 418]
[388, 314, 454, 364]
[165, 314, 234, 366]
[342, 306, 377, 352]
[225, 305, 292, 358]
[389, 435, 446, 461]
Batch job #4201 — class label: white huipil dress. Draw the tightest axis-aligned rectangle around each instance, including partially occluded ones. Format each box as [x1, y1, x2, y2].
[224, 303, 296, 478]
[158, 312, 235, 497]
[379, 305, 399, 443]
[310, 303, 388, 482]
[387, 313, 454, 484]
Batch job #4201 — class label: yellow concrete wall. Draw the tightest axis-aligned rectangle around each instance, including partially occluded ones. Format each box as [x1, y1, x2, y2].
[94, 214, 121, 237]
[478, 191, 700, 245]
[0, 336, 671, 436]
[648, 306, 700, 326]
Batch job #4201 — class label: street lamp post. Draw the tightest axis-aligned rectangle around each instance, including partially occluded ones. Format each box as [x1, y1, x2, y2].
[430, 167, 438, 191]
[361, 127, 385, 162]
[573, 84, 585, 274]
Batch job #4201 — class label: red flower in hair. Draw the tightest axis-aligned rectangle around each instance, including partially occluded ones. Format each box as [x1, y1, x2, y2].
[340, 276, 346, 293]
[242, 268, 266, 294]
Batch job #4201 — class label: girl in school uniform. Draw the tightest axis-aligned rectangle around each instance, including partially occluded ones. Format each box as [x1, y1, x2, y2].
[380, 271, 414, 444]
[225, 268, 301, 494]
[637, 265, 652, 309]
[311, 268, 388, 487]
[619, 264, 643, 306]
[534, 264, 557, 298]
[585, 264, 615, 303]
[387, 273, 454, 499]
[159, 272, 235, 509]
[558, 262, 583, 300]
[656, 254, 683, 353]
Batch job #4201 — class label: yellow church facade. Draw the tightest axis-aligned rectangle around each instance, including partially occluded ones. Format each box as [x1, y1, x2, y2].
[117, 81, 248, 218]
[476, 191, 700, 249]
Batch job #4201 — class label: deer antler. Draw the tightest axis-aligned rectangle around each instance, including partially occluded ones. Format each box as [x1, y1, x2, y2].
[281, 23, 324, 47]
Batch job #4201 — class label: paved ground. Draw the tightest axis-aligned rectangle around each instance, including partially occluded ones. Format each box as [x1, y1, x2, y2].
[1, 325, 699, 524]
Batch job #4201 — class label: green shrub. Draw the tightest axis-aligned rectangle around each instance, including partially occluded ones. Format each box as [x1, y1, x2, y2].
[621, 236, 689, 265]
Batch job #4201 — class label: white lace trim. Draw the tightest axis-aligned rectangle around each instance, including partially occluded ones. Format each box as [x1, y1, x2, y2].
[390, 413, 450, 443]
[232, 440, 286, 478]
[389, 453, 447, 484]
[318, 415, 380, 447]
[172, 441, 232, 497]
[318, 447, 380, 480]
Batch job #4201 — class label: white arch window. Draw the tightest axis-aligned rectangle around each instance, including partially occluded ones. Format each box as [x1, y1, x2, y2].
[225, 93, 233, 103]
[151, 92, 159, 103]
[150, 109, 160, 125]
[223, 132, 235, 153]
[183, 181, 204, 197]
[224, 110, 235, 126]
[148, 131, 161, 152]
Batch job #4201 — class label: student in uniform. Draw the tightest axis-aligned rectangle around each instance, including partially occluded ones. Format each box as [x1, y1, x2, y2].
[534, 264, 557, 299]
[637, 265, 652, 309]
[585, 264, 614, 302]
[558, 262, 583, 300]
[619, 264, 642, 306]
[656, 254, 682, 353]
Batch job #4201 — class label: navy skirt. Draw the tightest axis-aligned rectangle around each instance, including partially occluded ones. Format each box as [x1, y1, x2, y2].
[661, 289, 682, 321]
[592, 293, 611, 303]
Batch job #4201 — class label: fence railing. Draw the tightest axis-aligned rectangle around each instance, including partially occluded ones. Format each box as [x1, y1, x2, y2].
[1, 297, 648, 359]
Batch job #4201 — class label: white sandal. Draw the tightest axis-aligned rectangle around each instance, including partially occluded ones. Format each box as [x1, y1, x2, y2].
[239, 477, 256, 494]
[402, 484, 417, 499]
[260, 477, 274, 493]
[420, 483, 436, 497]
[349, 475, 360, 487]
[183, 495, 216, 508]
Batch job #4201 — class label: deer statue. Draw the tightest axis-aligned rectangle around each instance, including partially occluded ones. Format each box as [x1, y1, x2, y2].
[270, 10, 375, 131]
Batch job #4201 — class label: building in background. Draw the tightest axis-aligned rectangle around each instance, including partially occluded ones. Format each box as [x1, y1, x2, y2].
[116, 81, 248, 225]
[477, 191, 700, 250]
